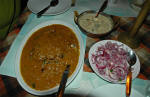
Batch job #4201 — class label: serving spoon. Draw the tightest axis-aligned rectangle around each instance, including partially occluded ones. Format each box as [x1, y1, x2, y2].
[95, 0, 108, 18]
[126, 50, 136, 97]
[57, 65, 70, 97]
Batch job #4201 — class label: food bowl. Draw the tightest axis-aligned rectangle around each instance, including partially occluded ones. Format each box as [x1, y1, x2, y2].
[88, 40, 140, 83]
[74, 10, 119, 38]
[15, 20, 85, 95]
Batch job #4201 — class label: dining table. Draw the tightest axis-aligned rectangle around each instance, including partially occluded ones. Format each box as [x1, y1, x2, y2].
[0, 0, 150, 97]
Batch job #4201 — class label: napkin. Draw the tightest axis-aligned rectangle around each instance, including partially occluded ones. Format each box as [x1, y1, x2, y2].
[104, 0, 138, 17]
[66, 72, 150, 97]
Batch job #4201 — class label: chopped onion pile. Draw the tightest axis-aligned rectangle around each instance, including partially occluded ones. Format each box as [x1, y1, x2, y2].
[91, 41, 129, 82]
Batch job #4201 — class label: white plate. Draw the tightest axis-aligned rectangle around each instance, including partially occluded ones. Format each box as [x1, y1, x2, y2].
[27, 0, 71, 15]
[88, 40, 140, 83]
[15, 20, 85, 95]
[87, 84, 144, 97]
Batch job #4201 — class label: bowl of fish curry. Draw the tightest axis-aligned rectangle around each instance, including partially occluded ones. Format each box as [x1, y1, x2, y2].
[15, 20, 84, 95]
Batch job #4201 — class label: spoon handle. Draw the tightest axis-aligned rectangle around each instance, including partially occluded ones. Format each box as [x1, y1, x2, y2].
[126, 67, 132, 97]
[57, 65, 70, 97]
[95, 0, 108, 17]
[37, 5, 51, 18]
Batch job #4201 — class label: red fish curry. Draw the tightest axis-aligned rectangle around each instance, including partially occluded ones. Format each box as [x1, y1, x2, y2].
[20, 24, 79, 90]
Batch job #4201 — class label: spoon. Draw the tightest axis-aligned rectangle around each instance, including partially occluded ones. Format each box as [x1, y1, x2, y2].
[57, 65, 70, 97]
[126, 50, 136, 97]
[95, 0, 108, 18]
[37, 0, 59, 18]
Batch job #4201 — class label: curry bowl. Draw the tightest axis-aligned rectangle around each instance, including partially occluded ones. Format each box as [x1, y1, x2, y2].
[15, 20, 85, 95]
[74, 10, 119, 38]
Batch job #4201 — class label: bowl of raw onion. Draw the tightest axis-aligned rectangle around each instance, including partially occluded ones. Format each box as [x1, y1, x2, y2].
[88, 40, 140, 83]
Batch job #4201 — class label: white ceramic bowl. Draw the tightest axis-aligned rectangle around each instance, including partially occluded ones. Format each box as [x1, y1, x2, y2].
[15, 20, 85, 95]
[88, 40, 140, 83]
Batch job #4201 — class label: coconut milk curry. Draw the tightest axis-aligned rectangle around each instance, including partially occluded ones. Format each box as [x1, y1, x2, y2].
[21, 24, 79, 90]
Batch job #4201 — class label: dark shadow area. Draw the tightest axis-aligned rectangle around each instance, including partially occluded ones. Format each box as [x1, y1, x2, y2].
[21, 0, 28, 11]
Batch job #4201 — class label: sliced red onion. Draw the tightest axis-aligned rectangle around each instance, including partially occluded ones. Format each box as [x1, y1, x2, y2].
[91, 41, 129, 82]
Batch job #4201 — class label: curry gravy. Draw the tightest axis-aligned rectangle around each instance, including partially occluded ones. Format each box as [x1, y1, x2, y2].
[21, 24, 79, 90]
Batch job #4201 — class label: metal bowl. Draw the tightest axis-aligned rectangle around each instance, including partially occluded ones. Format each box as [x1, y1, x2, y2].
[74, 10, 120, 38]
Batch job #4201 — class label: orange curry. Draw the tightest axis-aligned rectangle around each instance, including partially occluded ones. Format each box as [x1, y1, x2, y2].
[20, 24, 79, 90]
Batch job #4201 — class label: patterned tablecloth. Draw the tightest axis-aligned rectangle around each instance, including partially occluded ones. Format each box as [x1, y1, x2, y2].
[0, 0, 150, 97]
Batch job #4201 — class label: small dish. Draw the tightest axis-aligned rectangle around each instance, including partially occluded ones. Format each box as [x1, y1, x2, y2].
[74, 10, 119, 38]
[88, 40, 140, 83]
